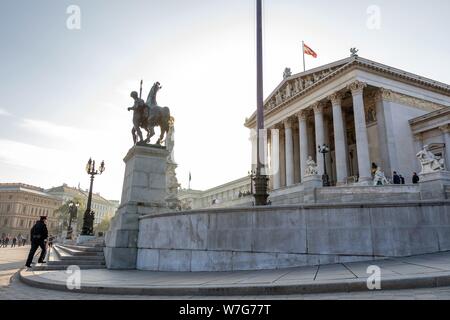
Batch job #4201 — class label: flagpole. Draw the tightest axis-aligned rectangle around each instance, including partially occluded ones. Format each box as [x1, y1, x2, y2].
[302, 41, 306, 72]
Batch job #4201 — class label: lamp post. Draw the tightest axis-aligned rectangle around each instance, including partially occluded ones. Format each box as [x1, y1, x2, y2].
[318, 144, 330, 187]
[66, 201, 79, 240]
[81, 158, 105, 236]
[253, 0, 269, 206]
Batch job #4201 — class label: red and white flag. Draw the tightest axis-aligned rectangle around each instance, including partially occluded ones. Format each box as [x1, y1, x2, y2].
[303, 43, 318, 58]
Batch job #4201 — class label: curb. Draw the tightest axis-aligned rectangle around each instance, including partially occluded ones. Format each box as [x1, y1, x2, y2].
[18, 268, 450, 297]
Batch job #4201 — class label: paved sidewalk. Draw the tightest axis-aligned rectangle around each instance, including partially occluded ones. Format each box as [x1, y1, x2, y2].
[0, 246, 30, 287]
[19, 251, 450, 296]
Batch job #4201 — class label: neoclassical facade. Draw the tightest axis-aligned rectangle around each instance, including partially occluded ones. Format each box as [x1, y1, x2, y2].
[245, 54, 450, 190]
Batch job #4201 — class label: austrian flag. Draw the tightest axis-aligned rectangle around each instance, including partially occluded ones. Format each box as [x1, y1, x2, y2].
[303, 43, 318, 58]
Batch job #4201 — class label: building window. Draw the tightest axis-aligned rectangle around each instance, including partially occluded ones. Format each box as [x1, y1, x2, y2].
[7, 205, 10, 212]
[3, 219, 8, 226]
[20, 219, 24, 227]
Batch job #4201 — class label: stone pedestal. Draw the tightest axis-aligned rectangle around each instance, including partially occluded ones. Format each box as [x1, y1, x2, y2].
[419, 171, 450, 200]
[166, 160, 181, 210]
[303, 174, 322, 203]
[76, 235, 96, 245]
[105, 145, 169, 269]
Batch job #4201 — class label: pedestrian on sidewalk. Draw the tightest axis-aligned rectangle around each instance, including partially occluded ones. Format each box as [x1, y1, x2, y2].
[4, 235, 9, 248]
[25, 216, 49, 268]
[11, 236, 17, 248]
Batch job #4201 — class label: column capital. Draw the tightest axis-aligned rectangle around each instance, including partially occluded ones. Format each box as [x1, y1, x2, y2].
[297, 110, 308, 121]
[270, 126, 281, 134]
[283, 119, 293, 129]
[347, 80, 367, 95]
[312, 102, 325, 115]
[373, 87, 394, 102]
[328, 92, 344, 106]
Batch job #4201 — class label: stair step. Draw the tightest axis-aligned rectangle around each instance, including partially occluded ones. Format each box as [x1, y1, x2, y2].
[32, 264, 106, 271]
[48, 259, 105, 266]
[63, 244, 104, 252]
[53, 246, 104, 261]
[56, 245, 103, 257]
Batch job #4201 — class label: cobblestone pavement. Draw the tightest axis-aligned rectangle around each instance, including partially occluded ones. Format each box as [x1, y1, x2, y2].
[2, 247, 450, 300]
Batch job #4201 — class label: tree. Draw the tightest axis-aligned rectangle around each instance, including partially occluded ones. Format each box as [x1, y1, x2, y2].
[95, 217, 111, 234]
[55, 198, 86, 235]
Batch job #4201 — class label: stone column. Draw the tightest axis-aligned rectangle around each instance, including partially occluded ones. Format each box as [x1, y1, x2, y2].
[323, 117, 333, 183]
[374, 88, 398, 179]
[105, 146, 169, 269]
[348, 81, 372, 183]
[440, 125, 450, 171]
[284, 119, 295, 186]
[313, 102, 325, 176]
[329, 93, 348, 185]
[271, 127, 281, 189]
[298, 111, 309, 181]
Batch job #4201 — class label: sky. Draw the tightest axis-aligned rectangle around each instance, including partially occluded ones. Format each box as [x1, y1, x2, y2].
[0, 0, 449, 200]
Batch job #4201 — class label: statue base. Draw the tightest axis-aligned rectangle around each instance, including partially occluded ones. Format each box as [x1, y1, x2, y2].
[303, 175, 322, 203]
[76, 235, 96, 245]
[253, 175, 269, 206]
[419, 170, 450, 200]
[105, 145, 169, 270]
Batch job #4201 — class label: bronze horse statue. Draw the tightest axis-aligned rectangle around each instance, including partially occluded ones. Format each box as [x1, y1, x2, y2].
[128, 82, 171, 145]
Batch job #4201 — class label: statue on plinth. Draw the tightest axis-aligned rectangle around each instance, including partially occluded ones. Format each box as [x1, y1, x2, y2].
[165, 116, 181, 210]
[373, 167, 390, 186]
[416, 145, 445, 174]
[305, 156, 319, 176]
[127, 81, 171, 146]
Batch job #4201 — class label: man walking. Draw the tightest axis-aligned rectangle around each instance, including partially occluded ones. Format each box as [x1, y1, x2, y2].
[25, 216, 49, 268]
[412, 172, 420, 184]
[393, 171, 401, 185]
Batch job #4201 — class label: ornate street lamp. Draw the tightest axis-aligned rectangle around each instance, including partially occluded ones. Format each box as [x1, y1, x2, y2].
[81, 158, 105, 236]
[67, 201, 80, 240]
[318, 144, 330, 187]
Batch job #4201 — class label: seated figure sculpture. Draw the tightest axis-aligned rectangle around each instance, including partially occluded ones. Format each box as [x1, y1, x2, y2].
[416, 145, 445, 174]
[305, 156, 319, 176]
[373, 167, 390, 186]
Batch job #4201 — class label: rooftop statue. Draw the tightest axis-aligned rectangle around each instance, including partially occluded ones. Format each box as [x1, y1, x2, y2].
[127, 81, 171, 146]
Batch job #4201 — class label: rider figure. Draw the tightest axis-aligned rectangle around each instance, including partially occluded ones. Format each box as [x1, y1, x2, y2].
[128, 91, 148, 144]
[128, 91, 148, 121]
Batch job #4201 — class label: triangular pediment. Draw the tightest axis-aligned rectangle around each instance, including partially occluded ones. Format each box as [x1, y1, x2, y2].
[245, 55, 450, 127]
[265, 57, 352, 111]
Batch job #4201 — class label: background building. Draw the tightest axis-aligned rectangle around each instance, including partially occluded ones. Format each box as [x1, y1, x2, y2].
[0, 183, 60, 237]
[46, 184, 119, 226]
[179, 176, 252, 210]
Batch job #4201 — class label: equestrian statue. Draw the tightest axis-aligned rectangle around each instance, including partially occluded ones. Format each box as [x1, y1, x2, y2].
[127, 81, 171, 146]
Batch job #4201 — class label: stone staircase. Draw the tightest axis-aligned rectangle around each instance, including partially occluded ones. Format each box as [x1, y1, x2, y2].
[33, 243, 106, 271]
